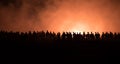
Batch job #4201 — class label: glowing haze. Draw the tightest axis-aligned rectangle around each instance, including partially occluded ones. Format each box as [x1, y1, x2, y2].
[0, 0, 120, 33]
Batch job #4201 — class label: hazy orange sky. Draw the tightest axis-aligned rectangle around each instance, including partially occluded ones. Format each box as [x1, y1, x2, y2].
[0, 0, 120, 33]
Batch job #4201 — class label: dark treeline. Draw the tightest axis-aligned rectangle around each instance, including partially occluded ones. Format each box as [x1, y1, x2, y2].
[1, 31, 120, 63]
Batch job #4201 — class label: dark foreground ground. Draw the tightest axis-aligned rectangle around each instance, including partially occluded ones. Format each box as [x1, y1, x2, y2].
[0, 31, 120, 63]
[1, 40, 120, 64]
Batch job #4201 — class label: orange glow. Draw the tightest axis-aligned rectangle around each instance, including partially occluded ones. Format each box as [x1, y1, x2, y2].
[37, 1, 108, 34]
[58, 19, 104, 34]
[0, 0, 118, 33]
[70, 23, 90, 34]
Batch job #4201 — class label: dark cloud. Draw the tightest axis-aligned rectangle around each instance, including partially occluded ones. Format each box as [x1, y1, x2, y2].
[0, 0, 59, 32]
[0, 0, 22, 9]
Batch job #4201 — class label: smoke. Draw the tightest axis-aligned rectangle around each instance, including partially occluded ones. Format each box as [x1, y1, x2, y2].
[0, 0, 120, 33]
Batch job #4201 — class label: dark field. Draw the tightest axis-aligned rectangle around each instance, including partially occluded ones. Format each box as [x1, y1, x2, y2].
[0, 31, 120, 63]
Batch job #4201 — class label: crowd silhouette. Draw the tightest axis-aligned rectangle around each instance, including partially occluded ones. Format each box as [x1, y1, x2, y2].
[1, 30, 120, 63]
[0, 30, 120, 41]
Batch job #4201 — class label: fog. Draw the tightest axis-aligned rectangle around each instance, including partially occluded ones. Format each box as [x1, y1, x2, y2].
[0, 0, 120, 33]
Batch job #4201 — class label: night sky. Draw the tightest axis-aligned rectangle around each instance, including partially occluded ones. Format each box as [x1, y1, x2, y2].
[0, 0, 120, 33]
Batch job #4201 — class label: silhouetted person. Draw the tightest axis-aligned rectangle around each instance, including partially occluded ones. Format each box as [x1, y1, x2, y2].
[95, 32, 100, 40]
[62, 32, 66, 40]
[57, 32, 61, 40]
